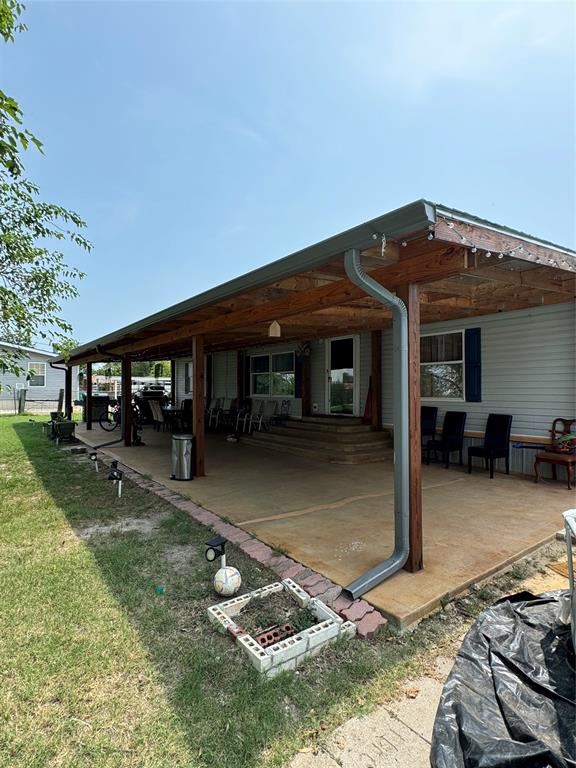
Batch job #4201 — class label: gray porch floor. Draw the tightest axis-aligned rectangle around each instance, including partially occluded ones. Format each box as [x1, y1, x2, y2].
[77, 424, 572, 626]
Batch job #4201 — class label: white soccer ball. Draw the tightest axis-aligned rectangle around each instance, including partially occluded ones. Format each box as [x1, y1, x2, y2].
[213, 566, 242, 596]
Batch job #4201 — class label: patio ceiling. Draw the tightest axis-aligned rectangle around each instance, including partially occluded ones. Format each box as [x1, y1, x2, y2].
[62, 200, 576, 365]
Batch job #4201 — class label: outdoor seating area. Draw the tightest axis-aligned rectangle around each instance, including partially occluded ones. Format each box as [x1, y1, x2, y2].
[76, 423, 571, 626]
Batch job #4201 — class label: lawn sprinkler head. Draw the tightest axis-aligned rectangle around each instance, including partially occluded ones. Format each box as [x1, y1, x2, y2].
[108, 461, 124, 497]
[89, 451, 99, 472]
[205, 536, 241, 596]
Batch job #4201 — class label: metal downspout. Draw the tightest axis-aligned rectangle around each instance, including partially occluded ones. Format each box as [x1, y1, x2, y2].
[342, 248, 410, 600]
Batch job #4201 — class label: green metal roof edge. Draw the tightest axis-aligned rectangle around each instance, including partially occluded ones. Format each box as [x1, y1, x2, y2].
[428, 201, 576, 256]
[62, 199, 574, 363]
[62, 199, 435, 362]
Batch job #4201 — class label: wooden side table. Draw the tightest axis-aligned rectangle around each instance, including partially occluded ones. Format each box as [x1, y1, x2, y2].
[534, 451, 576, 490]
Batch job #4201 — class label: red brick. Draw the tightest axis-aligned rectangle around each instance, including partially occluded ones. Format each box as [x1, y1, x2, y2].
[211, 521, 252, 544]
[225, 527, 252, 545]
[342, 600, 374, 623]
[299, 573, 324, 589]
[193, 510, 221, 527]
[306, 579, 333, 597]
[239, 540, 275, 563]
[239, 539, 264, 554]
[331, 594, 353, 614]
[267, 555, 292, 573]
[316, 585, 342, 605]
[282, 563, 305, 580]
[356, 611, 388, 639]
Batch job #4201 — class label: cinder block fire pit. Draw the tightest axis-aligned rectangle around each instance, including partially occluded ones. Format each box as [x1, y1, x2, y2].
[207, 578, 356, 677]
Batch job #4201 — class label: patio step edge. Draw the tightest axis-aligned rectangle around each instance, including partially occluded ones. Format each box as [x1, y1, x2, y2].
[242, 436, 393, 463]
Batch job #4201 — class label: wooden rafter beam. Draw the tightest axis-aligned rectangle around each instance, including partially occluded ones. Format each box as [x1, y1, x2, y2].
[465, 263, 575, 295]
[106, 246, 470, 356]
[434, 219, 576, 272]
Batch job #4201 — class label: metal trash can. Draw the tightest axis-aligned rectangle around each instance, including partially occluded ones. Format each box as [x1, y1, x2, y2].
[171, 434, 195, 480]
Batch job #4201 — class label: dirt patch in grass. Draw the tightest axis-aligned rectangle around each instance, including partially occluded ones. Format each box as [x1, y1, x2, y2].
[75, 512, 171, 539]
[164, 543, 201, 573]
[237, 591, 317, 637]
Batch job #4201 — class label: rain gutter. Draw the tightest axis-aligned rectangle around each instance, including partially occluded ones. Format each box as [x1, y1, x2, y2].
[341, 248, 410, 600]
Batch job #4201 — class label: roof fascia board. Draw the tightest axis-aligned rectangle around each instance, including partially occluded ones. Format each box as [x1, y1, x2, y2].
[433, 203, 576, 257]
[0, 341, 58, 357]
[63, 200, 435, 362]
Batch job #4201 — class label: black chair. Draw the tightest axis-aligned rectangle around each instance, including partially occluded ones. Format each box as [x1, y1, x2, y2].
[426, 411, 467, 468]
[468, 413, 513, 479]
[421, 406, 438, 444]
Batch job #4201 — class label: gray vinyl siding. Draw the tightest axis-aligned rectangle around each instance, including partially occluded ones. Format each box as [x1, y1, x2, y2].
[0, 347, 79, 404]
[309, 339, 326, 414]
[212, 351, 237, 400]
[175, 358, 192, 403]
[382, 302, 576, 474]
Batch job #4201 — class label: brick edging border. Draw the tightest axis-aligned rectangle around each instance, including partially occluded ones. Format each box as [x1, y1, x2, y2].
[83, 450, 388, 640]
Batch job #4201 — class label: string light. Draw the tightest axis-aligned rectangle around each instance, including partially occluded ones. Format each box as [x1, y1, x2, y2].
[433, 216, 576, 271]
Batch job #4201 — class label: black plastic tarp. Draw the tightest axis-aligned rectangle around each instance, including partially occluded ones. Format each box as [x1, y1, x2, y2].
[431, 591, 575, 768]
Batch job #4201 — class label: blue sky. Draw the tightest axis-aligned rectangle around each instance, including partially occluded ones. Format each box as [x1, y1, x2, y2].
[2, 1, 574, 346]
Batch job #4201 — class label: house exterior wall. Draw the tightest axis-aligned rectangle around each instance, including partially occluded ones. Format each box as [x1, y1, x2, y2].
[382, 301, 576, 474]
[173, 302, 574, 475]
[0, 346, 79, 411]
[175, 357, 192, 401]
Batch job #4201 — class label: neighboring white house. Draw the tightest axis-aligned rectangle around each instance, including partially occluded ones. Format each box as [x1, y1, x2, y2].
[0, 341, 79, 414]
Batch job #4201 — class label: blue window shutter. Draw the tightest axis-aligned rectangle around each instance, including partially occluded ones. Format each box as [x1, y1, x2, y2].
[465, 328, 481, 402]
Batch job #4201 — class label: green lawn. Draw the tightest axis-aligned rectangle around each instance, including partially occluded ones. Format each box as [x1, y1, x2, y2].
[0, 415, 542, 768]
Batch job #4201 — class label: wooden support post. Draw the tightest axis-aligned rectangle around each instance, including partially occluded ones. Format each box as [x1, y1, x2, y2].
[170, 360, 176, 406]
[397, 284, 423, 573]
[86, 362, 93, 430]
[371, 330, 382, 430]
[121, 356, 132, 447]
[192, 335, 205, 477]
[64, 366, 72, 419]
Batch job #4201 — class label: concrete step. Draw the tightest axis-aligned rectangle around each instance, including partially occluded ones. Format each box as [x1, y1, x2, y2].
[242, 436, 393, 464]
[285, 419, 375, 434]
[271, 425, 392, 445]
[249, 431, 391, 455]
[299, 415, 365, 426]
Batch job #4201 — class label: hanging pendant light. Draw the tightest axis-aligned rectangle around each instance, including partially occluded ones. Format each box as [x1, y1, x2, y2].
[268, 321, 281, 338]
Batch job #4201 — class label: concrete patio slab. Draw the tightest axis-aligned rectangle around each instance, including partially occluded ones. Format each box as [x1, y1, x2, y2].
[77, 425, 572, 626]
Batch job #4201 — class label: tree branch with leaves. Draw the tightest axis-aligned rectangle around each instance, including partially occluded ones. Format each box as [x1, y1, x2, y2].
[0, 0, 90, 377]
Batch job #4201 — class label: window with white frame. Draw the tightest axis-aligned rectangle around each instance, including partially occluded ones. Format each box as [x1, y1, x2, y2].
[27, 361, 46, 387]
[420, 332, 464, 400]
[250, 352, 295, 397]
